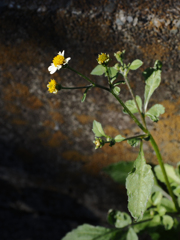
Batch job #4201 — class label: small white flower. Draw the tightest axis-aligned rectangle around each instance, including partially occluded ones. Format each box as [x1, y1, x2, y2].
[48, 50, 71, 74]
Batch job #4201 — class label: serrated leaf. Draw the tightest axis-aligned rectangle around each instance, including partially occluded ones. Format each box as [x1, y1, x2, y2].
[112, 86, 121, 96]
[62, 224, 124, 240]
[114, 135, 125, 143]
[127, 138, 140, 148]
[126, 143, 154, 221]
[123, 96, 142, 114]
[103, 161, 134, 184]
[154, 164, 180, 185]
[143, 62, 162, 111]
[129, 59, 143, 70]
[162, 215, 174, 230]
[107, 210, 132, 228]
[146, 104, 165, 122]
[92, 120, 108, 138]
[91, 65, 105, 75]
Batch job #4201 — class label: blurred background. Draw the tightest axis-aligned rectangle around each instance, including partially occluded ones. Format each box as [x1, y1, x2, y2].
[1, 0, 180, 239]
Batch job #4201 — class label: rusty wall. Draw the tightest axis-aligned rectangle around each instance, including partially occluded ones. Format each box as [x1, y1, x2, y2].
[1, 0, 180, 239]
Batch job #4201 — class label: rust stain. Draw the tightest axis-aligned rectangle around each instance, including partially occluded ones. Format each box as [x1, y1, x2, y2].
[3, 83, 43, 110]
[11, 119, 27, 125]
[62, 150, 87, 162]
[75, 114, 94, 124]
[50, 112, 64, 124]
[48, 131, 68, 148]
[73, 128, 83, 137]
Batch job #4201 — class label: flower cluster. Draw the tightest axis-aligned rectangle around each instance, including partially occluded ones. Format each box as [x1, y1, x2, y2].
[47, 50, 71, 93]
[97, 53, 109, 65]
[93, 138, 105, 149]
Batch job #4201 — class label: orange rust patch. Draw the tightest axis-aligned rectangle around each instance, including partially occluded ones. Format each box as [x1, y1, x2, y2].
[104, 125, 120, 137]
[62, 150, 87, 162]
[50, 112, 64, 124]
[0, 41, 43, 67]
[42, 120, 55, 129]
[73, 128, 83, 137]
[48, 131, 68, 148]
[140, 42, 170, 61]
[3, 83, 43, 110]
[149, 99, 180, 164]
[11, 119, 27, 125]
[75, 114, 94, 124]
[122, 128, 131, 136]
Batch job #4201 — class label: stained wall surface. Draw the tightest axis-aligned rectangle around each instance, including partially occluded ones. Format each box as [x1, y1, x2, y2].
[1, 0, 180, 239]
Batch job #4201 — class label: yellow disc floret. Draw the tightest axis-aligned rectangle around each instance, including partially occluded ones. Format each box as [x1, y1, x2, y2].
[97, 53, 109, 65]
[53, 55, 65, 67]
[47, 79, 58, 94]
[94, 139, 101, 147]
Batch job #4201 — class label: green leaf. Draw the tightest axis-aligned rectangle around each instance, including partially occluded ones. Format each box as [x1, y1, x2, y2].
[162, 215, 174, 230]
[103, 161, 134, 184]
[173, 186, 180, 197]
[114, 135, 125, 143]
[129, 59, 143, 70]
[161, 198, 176, 212]
[126, 143, 154, 221]
[107, 67, 119, 83]
[127, 138, 140, 148]
[143, 61, 162, 111]
[126, 228, 138, 240]
[146, 104, 165, 122]
[91, 65, 105, 75]
[123, 96, 142, 114]
[62, 224, 124, 240]
[154, 164, 180, 185]
[107, 210, 132, 228]
[92, 120, 108, 138]
[147, 214, 161, 228]
[151, 192, 162, 206]
[157, 205, 166, 216]
[112, 86, 121, 96]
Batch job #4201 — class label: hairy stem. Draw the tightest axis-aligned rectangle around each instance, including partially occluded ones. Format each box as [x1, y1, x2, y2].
[62, 85, 93, 90]
[149, 134, 179, 212]
[111, 90, 148, 134]
[67, 66, 95, 85]
[124, 75, 147, 129]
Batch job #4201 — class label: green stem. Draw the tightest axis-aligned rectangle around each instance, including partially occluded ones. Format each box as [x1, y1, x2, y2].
[62, 85, 92, 90]
[111, 90, 148, 134]
[67, 65, 95, 85]
[123, 134, 148, 142]
[124, 75, 147, 129]
[149, 134, 179, 212]
[105, 66, 111, 87]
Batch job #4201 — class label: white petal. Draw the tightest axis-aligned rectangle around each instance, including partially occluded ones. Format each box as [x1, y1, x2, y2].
[53, 89, 58, 94]
[48, 64, 57, 74]
[64, 57, 71, 64]
[57, 65, 62, 70]
[61, 50, 65, 56]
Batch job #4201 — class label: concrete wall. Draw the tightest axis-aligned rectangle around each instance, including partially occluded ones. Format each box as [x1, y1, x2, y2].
[1, 0, 180, 239]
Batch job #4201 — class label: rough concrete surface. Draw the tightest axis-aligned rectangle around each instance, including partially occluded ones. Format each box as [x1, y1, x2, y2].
[1, 0, 180, 239]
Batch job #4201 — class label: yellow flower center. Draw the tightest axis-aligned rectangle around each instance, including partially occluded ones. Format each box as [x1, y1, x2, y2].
[98, 53, 109, 64]
[53, 55, 65, 67]
[47, 79, 57, 93]
[95, 139, 100, 147]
